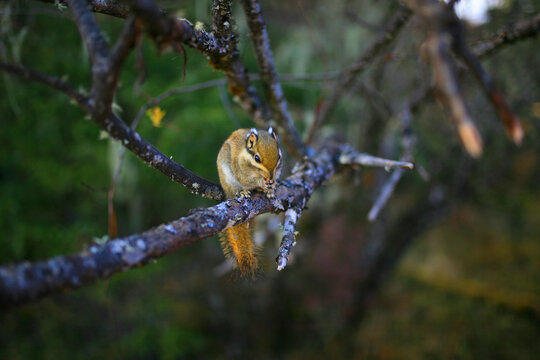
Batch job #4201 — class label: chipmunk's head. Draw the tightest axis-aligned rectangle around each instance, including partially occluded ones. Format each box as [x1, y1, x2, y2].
[245, 127, 282, 182]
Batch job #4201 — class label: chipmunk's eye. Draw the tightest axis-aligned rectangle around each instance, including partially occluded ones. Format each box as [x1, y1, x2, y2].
[254, 154, 261, 163]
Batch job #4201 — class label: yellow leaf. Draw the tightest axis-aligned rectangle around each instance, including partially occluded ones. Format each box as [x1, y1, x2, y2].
[146, 106, 166, 127]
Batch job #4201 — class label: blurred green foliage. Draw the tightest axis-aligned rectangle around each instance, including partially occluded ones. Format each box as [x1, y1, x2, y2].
[1, 0, 539, 359]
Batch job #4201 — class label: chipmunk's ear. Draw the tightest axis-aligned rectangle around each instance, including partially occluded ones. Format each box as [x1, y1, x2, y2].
[246, 128, 259, 150]
[268, 126, 278, 140]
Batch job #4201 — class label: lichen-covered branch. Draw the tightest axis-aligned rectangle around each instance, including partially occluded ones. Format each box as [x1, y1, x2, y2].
[208, 0, 271, 129]
[0, 141, 411, 306]
[0, 143, 344, 307]
[240, 0, 306, 157]
[306, 5, 412, 144]
[212, 0, 234, 41]
[276, 208, 302, 271]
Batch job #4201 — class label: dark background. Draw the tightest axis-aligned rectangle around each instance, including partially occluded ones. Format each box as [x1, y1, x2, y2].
[1, 0, 539, 358]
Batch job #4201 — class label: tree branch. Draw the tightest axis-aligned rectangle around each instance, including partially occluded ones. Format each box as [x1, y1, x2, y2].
[0, 143, 343, 307]
[42, 0, 220, 57]
[404, 0, 524, 149]
[276, 208, 301, 271]
[472, 13, 540, 58]
[426, 30, 484, 157]
[102, 111, 224, 200]
[0, 61, 88, 106]
[43, 0, 224, 199]
[407, 12, 540, 114]
[368, 108, 415, 222]
[38, 0, 130, 19]
[67, 0, 116, 119]
[123, 0, 273, 135]
[110, 16, 139, 81]
[66, 0, 110, 61]
[0, 140, 413, 306]
[339, 148, 414, 170]
[37, 0, 328, 146]
[0, 61, 224, 200]
[207, 0, 271, 129]
[240, 0, 306, 157]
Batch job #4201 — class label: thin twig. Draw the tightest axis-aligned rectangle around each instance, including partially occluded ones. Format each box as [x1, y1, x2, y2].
[344, 10, 383, 32]
[339, 146, 414, 170]
[368, 168, 405, 221]
[306, 5, 412, 144]
[218, 83, 241, 128]
[140, 71, 340, 103]
[368, 108, 415, 222]
[0, 61, 88, 106]
[38, 0, 130, 18]
[64, 0, 225, 199]
[472, 13, 540, 58]
[107, 100, 146, 238]
[131, 72, 340, 131]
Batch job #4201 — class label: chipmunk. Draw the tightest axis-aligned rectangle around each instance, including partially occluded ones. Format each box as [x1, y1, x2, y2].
[217, 128, 282, 276]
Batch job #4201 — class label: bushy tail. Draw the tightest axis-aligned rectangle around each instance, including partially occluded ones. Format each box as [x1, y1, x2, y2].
[219, 221, 258, 277]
